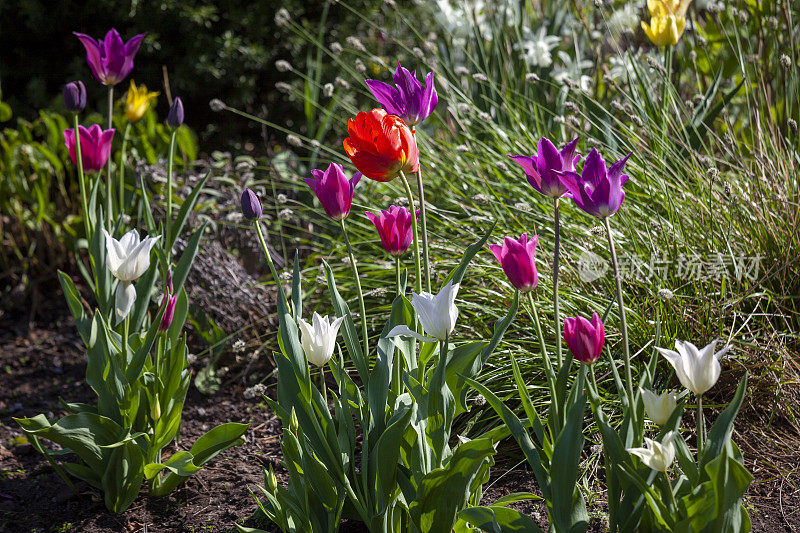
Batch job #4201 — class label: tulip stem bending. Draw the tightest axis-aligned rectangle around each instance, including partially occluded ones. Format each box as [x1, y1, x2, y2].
[603, 217, 635, 419]
[73, 114, 91, 239]
[165, 129, 177, 264]
[399, 171, 422, 294]
[697, 394, 705, 453]
[118, 123, 131, 218]
[553, 197, 562, 369]
[106, 85, 114, 231]
[415, 164, 431, 293]
[340, 219, 370, 358]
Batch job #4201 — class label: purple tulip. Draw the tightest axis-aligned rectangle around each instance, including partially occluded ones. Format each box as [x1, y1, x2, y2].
[159, 292, 178, 332]
[305, 163, 361, 221]
[365, 63, 438, 127]
[365, 205, 419, 257]
[241, 188, 263, 220]
[489, 233, 539, 292]
[508, 137, 581, 198]
[63, 124, 115, 173]
[63, 81, 87, 113]
[167, 97, 184, 128]
[74, 29, 146, 86]
[563, 313, 605, 365]
[562, 149, 632, 219]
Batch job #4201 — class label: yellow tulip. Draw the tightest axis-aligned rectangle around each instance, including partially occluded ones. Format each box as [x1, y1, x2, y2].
[124, 80, 159, 122]
[641, 0, 691, 47]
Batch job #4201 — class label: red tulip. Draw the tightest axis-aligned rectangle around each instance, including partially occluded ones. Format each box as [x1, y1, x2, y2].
[343, 108, 419, 182]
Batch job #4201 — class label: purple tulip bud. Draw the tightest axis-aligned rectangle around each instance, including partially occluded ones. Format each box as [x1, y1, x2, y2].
[564, 313, 605, 365]
[159, 292, 178, 332]
[489, 233, 539, 292]
[166, 268, 174, 293]
[63, 81, 87, 113]
[167, 97, 184, 128]
[305, 163, 361, 220]
[241, 188, 263, 220]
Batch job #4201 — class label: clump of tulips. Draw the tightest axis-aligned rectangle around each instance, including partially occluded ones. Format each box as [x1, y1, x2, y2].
[15, 28, 247, 513]
[236, 57, 751, 533]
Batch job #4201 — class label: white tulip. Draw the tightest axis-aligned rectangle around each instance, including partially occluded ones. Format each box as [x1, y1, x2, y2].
[641, 388, 678, 426]
[298, 312, 345, 367]
[103, 229, 161, 282]
[114, 281, 137, 325]
[387, 281, 460, 342]
[656, 340, 730, 396]
[627, 430, 677, 472]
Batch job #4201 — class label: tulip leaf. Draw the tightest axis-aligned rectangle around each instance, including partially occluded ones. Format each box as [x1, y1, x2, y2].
[699, 373, 747, 472]
[126, 300, 166, 384]
[166, 287, 189, 345]
[144, 450, 202, 479]
[172, 221, 206, 295]
[58, 270, 91, 343]
[370, 404, 413, 514]
[167, 171, 210, 253]
[323, 260, 369, 382]
[442, 221, 496, 286]
[101, 440, 145, 513]
[457, 505, 545, 533]
[130, 257, 160, 332]
[291, 250, 302, 320]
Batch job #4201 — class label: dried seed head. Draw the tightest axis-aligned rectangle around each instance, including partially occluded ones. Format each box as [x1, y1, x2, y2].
[456, 144, 469, 152]
[457, 102, 471, 114]
[413, 47, 425, 59]
[323, 83, 335, 97]
[335, 76, 351, 89]
[454, 66, 470, 76]
[689, 50, 697, 62]
[472, 193, 491, 205]
[209, 98, 227, 112]
[525, 72, 540, 83]
[354, 58, 367, 73]
[658, 288, 675, 301]
[472, 73, 489, 82]
[395, 196, 409, 206]
[279, 208, 294, 221]
[346, 36, 367, 52]
[780, 54, 792, 70]
[477, 111, 492, 122]
[330, 42, 343, 54]
[707, 167, 718, 181]
[277, 193, 288, 204]
[590, 226, 605, 237]
[789, 118, 798, 135]
[514, 201, 532, 212]
[286, 134, 302, 147]
[275, 59, 292, 72]
[275, 82, 292, 94]
[275, 8, 291, 26]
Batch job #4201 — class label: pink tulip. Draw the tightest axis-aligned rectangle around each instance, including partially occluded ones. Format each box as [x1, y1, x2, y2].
[305, 163, 362, 220]
[159, 293, 178, 332]
[489, 233, 539, 292]
[563, 313, 605, 365]
[365, 205, 418, 257]
[63, 124, 115, 173]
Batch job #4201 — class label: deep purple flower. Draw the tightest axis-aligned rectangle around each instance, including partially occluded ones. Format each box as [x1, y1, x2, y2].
[563, 313, 605, 365]
[63, 81, 87, 113]
[305, 163, 362, 220]
[562, 149, 632, 218]
[365, 63, 437, 127]
[167, 97, 184, 128]
[159, 292, 178, 332]
[63, 124, 115, 173]
[508, 137, 581, 198]
[365, 205, 419, 257]
[74, 29, 146, 86]
[241, 188, 263, 220]
[489, 233, 539, 292]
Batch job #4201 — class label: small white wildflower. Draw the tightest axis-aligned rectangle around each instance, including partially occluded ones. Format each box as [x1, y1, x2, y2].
[354, 58, 367, 73]
[346, 36, 367, 52]
[525, 72, 540, 83]
[330, 42, 343, 54]
[120, 213, 131, 225]
[233, 339, 246, 353]
[657, 288, 675, 301]
[515, 27, 560, 68]
[473, 394, 486, 406]
[323, 83, 335, 97]
[279, 271, 292, 281]
[607, 3, 639, 34]
[279, 208, 294, 221]
[275, 82, 292, 94]
[780, 54, 792, 70]
[277, 193, 288, 204]
[275, 59, 292, 72]
[286, 134, 303, 147]
[275, 8, 291, 27]
[243, 383, 268, 400]
[707, 167, 719, 181]
[335, 77, 351, 89]
[209, 98, 226, 112]
[472, 73, 489, 82]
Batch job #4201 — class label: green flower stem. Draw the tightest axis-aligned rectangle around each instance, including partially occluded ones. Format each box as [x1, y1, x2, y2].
[553, 197, 562, 369]
[663, 471, 678, 512]
[590, 364, 599, 397]
[73, 114, 91, 239]
[118, 122, 131, 217]
[410, 128, 431, 293]
[398, 170, 422, 294]
[106, 85, 114, 230]
[697, 394, 705, 453]
[122, 315, 129, 364]
[254, 220, 289, 310]
[319, 365, 327, 404]
[527, 291, 559, 423]
[165, 129, 178, 265]
[392, 256, 402, 395]
[395, 256, 401, 297]
[603, 217, 635, 420]
[340, 218, 370, 358]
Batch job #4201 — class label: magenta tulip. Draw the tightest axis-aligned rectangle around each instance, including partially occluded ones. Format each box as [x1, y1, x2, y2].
[563, 313, 605, 365]
[63, 124, 115, 173]
[159, 292, 178, 332]
[305, 163, 362, 220]
[74, 29, 146, 86]
[508, 137, 581, 198]
[562, 149, 632, 219]
[489, 233, 539, 292]
[365, 205, 419, 257]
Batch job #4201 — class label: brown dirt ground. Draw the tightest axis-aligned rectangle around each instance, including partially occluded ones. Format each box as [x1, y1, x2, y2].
[1, 298, 799, 532]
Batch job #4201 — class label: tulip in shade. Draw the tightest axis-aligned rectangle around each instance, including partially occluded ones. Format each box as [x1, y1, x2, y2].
[562, 149, 632, 219]
[305, 163, 362, 220]
[489, 233, 539, 292]
[563, 313, 605, 364]
[627, 431, 677, 472]
[343, 108, 419, 182]
[508, 137, 581, 198]
[365, 63, 438, 127]
[159, 293, 178, 332]
[655, 340, 730, 396]
[167, 97, 184, 128]
[103, 229, 161, 323]
[641, 389, 678, 426]
[63, 124, 115, 173]
[241, 188, 263, 220]
[125, 80, 158, 122]
[365, 205, 418, 257]
[74, 29, 146, 86]
[298, 312, 346, 367]
[63, 81, 87, 113]
[387, 280, 460, 342]
[641, 0, 690, 47]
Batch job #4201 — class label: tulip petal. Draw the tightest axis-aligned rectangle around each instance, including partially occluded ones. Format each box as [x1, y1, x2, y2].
[114, 281, 137, 324]
[386, 325, 437, 344]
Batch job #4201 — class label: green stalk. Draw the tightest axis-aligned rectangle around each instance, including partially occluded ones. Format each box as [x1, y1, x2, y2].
[392, 257, 402, 395]
[118, 122, 131, 217]
[603, 217, 635, 419]
[254, 220, 289, 309]
[697, 394, 705, 453]
[73, 114, 91, 238]
[411, 127, 431, 293]
[395, 256, 401, 297]
[122, 314, 129, 365]
[553, 197, 562, 369]
[165, 129, 178, 265]
[106, 85, 114, 230]
[527, 291, 559, 424]
[398, 170, 422, 294]
[340, 218, 370, 358]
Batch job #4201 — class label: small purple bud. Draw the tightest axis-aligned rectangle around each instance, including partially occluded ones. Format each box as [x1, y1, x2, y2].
[241, 188, 263, 220]
[166, 268, 174, 293]
[167, 97, 184, 128]
[63, 81, 87, 113]
[159, 293, 178, 332]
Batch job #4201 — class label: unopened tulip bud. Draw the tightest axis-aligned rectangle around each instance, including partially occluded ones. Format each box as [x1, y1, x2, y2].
[266, 465, 278, 492]
[289, 407, 299, 433]
[159, 293, 178, 332]
[63, 81, 87, 113]
[151, 396, 161, 421]
[167, 97, 184, 128]
[240, 188, 263, 220]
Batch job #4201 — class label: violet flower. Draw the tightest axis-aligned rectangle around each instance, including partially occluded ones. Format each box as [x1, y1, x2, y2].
[508, 137, 581, 198]
[563, 313, 605, 365]
[489, 233, 539, 292]
[365, 63, 437, 127]
[63, 124, 115, 173]
[74, 29, 146, 86]
[63, 81, 87, 113]
[562, 149, 632, 219]
[365, 205, 418, 257]
[305, 163, 361, 220]
[159, 293, 178, 332]
[241, 188, 263, 220]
